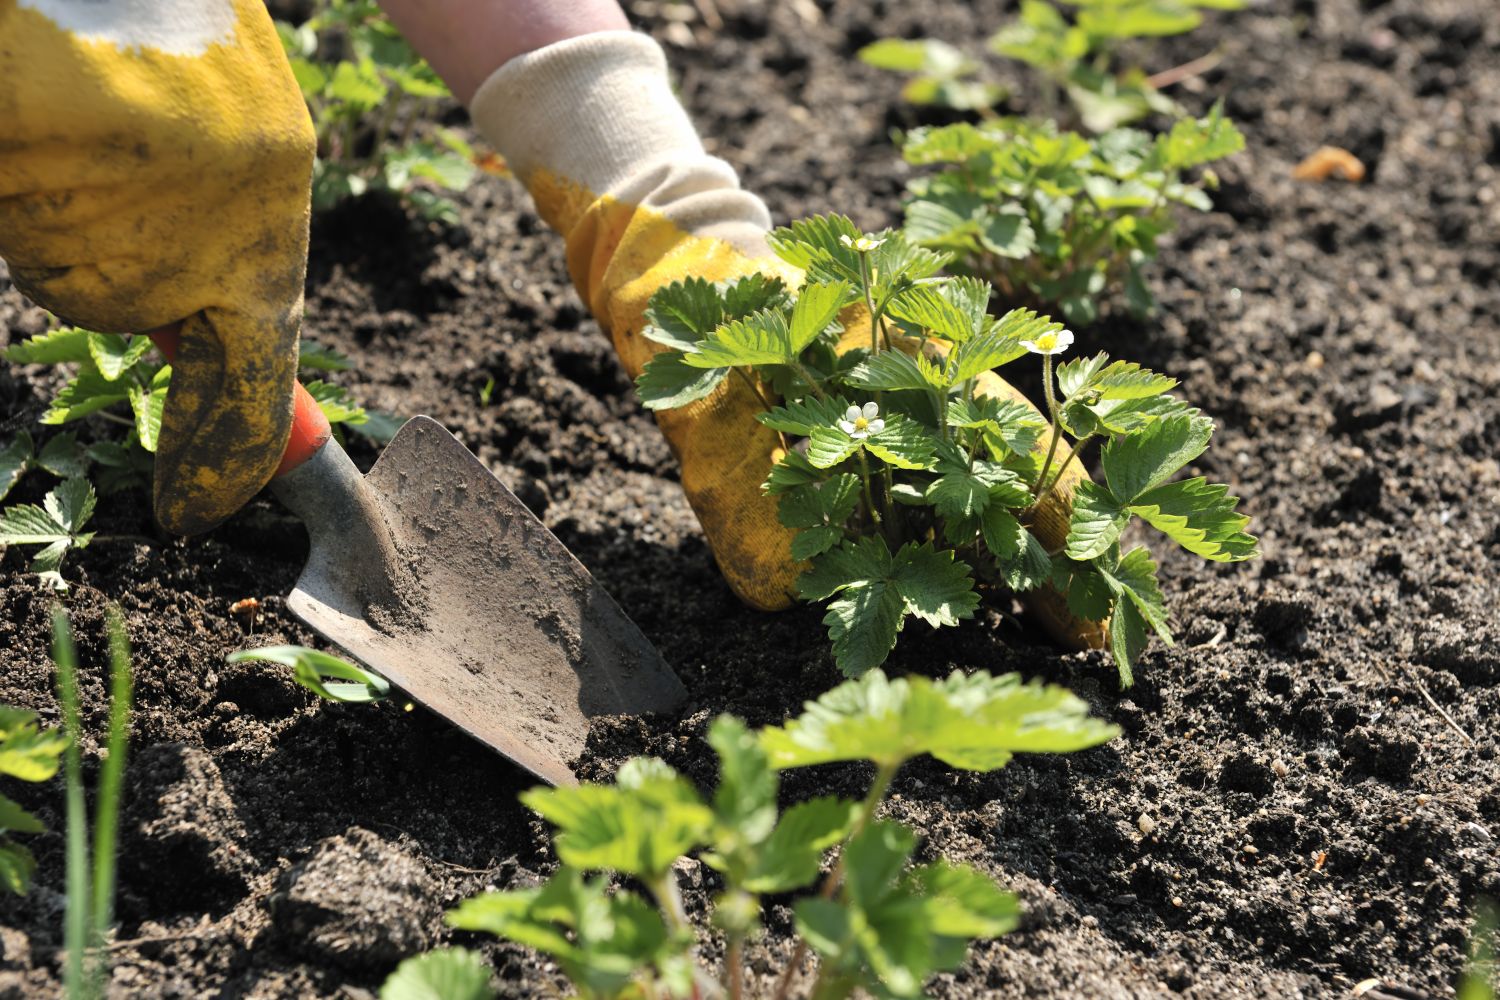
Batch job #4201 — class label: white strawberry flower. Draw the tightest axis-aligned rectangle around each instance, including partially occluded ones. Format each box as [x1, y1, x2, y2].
[839, 234, 886, 253]
[1021, 328, 1075, 356]
[838, 401, 885, 440]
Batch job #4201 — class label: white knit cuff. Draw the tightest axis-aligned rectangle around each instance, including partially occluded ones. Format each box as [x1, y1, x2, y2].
[469, 30, 772, 248]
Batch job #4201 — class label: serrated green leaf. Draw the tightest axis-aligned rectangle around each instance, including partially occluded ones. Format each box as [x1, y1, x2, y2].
[891, 542, 980, 628]
[888, 284, 983, 344]
[380, 948, 494, 1000]
[777, 478, 857, 530]
[448, 868, 683, 997]
[798, 535, 894, 602]
[1102, 412, 1214, 502]
[763, 451, 824, 495]
[761, 668, 1118, 772]
[0, 433, 33, 503]
[86, 332, 152, 381]
[758, 396, 849, 437]
[635, 351, 728, 411]
[0, 707, 67, 782]
[980, 507, 1052, 592]
[128, 373, 169, 453]
[1057, 560, 1114, 621]
[910, 861, 1021, 939]
[768, 214, 865, 284]
[1154, 101, 1244, 170]
[298, 339, 354, 372]
[35, 433, 87, 479]
[977, 208, 1038, 259]
[1065, 480, 1130, 560]
[522, 758, 713, 879]
[304, 380, 368, 426]
[790, 281, 850, 354]
[707, 715, 778, 845]
[4, 327, 91, 364]
[42, 365, 131, 424]
[684, 310, 796, 369]
[953, 308, 1058, 382]
[1093, 360, 1177, 400]
[824, 581, 907, 676]
[1097, 546, 1172, 646]
[807, 426, 861, 469]
[1057, 353, 1110, 399]
[742, 796, 857, 894]
[643, 277, 726, 351]
[227, 645, 391, 703]
[844, 349, 944, 393]
[864, 414, 936, 470]
[1128, 477, 1257, 562]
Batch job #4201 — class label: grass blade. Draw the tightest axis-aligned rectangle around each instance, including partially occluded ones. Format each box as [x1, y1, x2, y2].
[90, 608, 131, 970]
[52, 607, 90, 999]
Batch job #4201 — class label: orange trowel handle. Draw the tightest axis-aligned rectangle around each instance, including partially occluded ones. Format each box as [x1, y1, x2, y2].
[148, 325, 331, 477]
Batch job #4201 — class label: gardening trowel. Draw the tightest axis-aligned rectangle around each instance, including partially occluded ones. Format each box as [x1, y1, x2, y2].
[152, 332, 686, 787]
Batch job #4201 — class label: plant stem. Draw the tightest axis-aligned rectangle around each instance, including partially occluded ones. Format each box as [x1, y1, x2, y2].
[1036, 432, 1094, 504]
[858, 254, 880, 357]
[1034, 353, 1063, 497]
[727, 936, 745, 1000]
[732, 369, 789, 451]
[795, 362, 830, 402]
[856, 449, 883, 539]
[769, 762, 899, 1000]
[53, 608, 91, 1000]
[90, 608, 131, 977]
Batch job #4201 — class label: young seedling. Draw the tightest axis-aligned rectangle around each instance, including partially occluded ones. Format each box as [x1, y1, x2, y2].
[397, 668, 1117, 1000]
[861, 0, 1243, 132]
[636, 214, 1256, 686]
[899, 106, 1244, 325]
[53, 605, 133, 1000]
[227, 645, 391, 704]
[276, 0, 478, 221]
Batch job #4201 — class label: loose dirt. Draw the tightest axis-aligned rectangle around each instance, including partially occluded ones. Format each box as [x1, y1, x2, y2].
[1, 0, 1497, 996]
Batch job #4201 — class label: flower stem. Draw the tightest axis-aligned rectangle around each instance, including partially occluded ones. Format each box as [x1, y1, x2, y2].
[732, 368, 789, 451]
[768, 761, 899, 1000]
[1036, 432, 1094, 505]
[856, 449, 882, 536]
[1034, 353, 1063, 498]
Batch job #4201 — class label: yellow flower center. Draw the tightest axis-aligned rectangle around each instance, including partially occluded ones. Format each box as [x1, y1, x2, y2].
[1034, 332, 1058, 351]
[853, 417, 870, 431]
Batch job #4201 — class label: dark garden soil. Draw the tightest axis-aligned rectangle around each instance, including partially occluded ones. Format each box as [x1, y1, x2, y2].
[3, 0, 1499, 996]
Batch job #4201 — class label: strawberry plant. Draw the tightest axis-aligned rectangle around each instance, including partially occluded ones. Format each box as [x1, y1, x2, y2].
[386, 668, 1117, 1000]
[861, 0, 1242, 132]
[275, 0, 477, 221]
[637, 215, 1256, 686]
[898, 105, 1243, 325]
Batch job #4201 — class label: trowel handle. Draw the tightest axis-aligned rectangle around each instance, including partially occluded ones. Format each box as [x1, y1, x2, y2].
[147, 326, 332, 477]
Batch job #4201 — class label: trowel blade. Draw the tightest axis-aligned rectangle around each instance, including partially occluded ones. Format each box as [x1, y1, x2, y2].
[276, 415, 685, 786]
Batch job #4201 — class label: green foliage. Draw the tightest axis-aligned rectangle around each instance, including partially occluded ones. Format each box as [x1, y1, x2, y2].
[406, 668, 1115, 1000]
[2, 327, 394, 548]
[0, 477, 96, 590]
[898, 107, 1244, 325]
[856, 38, 1005, 111]
[1459, 902, 1497, 1000]
[53, 605, 133, 1000]
[380, 948, 495, 1000]
[0, 704, 68, 895]
[276, 0, 476, 221]
[633, 215, 1256, 685]
[227, 645, 390, 703]
[862, 0, 1242, 132]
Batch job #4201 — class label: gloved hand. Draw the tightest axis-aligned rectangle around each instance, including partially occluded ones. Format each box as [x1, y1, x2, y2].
[0, 0, 315, 535]
[472, 31, 1104, 649]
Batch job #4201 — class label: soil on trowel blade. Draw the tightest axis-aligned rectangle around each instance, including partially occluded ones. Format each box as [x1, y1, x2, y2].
[1, 0, 1497, 996]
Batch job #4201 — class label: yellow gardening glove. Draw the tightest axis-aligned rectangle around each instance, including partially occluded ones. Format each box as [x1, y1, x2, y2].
[473, 31, 1105, 650]
[0, 0, 315, 535]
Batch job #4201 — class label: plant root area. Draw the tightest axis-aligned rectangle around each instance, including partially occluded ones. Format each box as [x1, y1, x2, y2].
[2, 1, 1498, 996]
